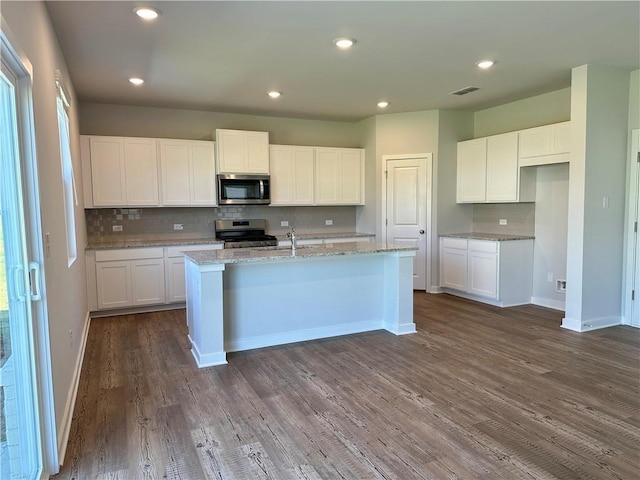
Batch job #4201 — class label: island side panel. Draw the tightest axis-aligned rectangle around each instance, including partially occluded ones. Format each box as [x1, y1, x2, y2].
[185, 259, 227, 367]
[383, 250, 417, 335]
[222, 254, 389, 352]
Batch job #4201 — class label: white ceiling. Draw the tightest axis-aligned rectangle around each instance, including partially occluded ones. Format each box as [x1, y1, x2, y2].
[45, 1, 640, 122]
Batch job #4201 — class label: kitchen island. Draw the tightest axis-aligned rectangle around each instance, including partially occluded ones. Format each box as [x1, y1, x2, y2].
[183, 242, 417, 367]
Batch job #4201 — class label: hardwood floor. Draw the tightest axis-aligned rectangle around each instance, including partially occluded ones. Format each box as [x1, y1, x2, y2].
[52, 293, 640, 480]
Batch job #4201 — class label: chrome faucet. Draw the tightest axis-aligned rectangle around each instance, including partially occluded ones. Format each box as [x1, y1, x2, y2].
[286, 226, 297, 252]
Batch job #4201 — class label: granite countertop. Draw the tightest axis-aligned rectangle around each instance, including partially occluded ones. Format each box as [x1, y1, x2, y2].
[86, 231, 374, 250]
[440, 232, 535, 241]
[183, 241, 415, 266]
[275, 232, 375, 241]
[86, 234, 223, 250]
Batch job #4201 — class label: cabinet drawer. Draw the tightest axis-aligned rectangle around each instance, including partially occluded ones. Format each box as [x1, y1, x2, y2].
[468, 240, 498, 253]
[166, 244, 222, 257]
[442, 237, 468, 250]
[95, 247, 164, 262]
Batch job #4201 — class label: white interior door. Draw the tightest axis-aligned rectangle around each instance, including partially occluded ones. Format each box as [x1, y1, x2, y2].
[385, 157, 429, 290]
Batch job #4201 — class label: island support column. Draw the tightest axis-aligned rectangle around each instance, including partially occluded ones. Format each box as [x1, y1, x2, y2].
[185, 259, 227, 367]
[383, 250, 417, 335]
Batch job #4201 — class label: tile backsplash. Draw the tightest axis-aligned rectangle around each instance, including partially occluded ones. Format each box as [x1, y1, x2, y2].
[472, 203, 535, 236]
[86, 206, 358, 241]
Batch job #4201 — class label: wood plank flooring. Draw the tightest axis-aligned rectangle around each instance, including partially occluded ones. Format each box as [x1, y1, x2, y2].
[52, 293, 640, 479]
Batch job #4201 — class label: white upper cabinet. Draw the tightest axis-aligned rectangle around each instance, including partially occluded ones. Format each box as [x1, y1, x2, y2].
[314, 147, 364, 205]
[270, 145, 315, 205]
[457, 138, 487, 203]
[486, 132, 519, 202]
[518, 121, 571, 166]
[457, 132, 534, 204]
[159, 139, 216, 206]
[87, 136, 159, 207]
[216, 129, 269, 174]
[123, 138, 159, 206]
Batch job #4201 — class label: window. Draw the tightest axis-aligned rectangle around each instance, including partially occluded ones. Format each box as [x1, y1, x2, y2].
[55, 71, 77, 266]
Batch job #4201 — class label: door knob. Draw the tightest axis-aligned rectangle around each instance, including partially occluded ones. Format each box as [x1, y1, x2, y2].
[419, 230, 425, 234]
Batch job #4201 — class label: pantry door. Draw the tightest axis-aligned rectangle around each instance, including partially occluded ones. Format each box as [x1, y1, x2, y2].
[383, 154, 432, 291]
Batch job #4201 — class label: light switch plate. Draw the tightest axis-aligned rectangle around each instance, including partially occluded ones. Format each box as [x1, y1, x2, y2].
[325, 219, 333, 226]
[499, 219, 507, 226]
[281, 221, 289, 227]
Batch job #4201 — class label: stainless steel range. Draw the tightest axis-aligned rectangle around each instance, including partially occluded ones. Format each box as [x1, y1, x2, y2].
[215, 219, 278, 248]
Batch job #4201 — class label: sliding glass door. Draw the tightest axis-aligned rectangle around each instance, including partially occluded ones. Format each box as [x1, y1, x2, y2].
[0, 62, 42, 479]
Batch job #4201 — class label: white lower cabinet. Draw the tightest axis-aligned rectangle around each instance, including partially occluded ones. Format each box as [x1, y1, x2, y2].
[94, 248, 165, 310]
[439, 237, 533, 307]
[88, 243, 223, 313]
[165, 244, 223, 303]
[440, 238, 468, 291]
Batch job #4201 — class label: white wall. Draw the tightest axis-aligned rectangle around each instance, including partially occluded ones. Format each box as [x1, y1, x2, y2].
[474, 88, 571, 137]
[79, 102, 361, 147]
[355, 116, 378, 236]
[565, 65, 630, 331]
[2, 0, 88, 468]
[532, 164, 569, 310]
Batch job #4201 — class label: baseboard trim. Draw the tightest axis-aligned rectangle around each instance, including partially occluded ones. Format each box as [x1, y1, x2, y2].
[190, 337, 227, 368]
[562, 315, 623, 332]
[90, 302, 186, 318]
[225, 320, 384, 353]
[57, 311, 91, 465]
[531, 296, 566, 311]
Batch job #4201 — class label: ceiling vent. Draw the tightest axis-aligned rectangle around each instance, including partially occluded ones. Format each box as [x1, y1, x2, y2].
[450, 86, 480, 96]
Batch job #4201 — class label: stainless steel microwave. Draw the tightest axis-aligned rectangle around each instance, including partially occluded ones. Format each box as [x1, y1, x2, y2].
[217, 174, 270, 205]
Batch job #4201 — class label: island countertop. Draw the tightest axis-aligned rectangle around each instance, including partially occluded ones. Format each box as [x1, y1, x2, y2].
[183, 241, 416, 265]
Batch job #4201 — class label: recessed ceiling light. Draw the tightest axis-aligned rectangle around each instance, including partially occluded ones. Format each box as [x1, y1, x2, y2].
[129, 77, 145, 86]
[476, 60, 495, 69]
[377, 101, 389, 108]
[333, 38, 356, 49]
[267, 91, 282, 99]
[133, 6, 161, 20]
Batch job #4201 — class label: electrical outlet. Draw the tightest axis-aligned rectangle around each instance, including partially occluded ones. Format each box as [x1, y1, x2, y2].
[556, 279, 567, 293]
[112, 225, 123, 232]
[173, 224, 184, 231]
[325, 219, 333, 226]
[281, 221, 289, 227]
[547, 272, 553, 283]
[499, 219, 507, 226]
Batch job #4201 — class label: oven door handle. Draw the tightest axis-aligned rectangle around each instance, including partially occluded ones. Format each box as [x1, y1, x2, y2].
[259, 180, 265, 200]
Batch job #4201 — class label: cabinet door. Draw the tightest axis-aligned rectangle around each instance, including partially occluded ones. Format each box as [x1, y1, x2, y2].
[486, 132, 518, 202]
[552, 121, 571, 154]
[314, 148, 364, 205]
[160, 140, 191, 205]
[131, 259, 165, 306]
[456, 138, 487, 203]
[270, 145, 295, 204]
[96, 261, 131, 309]
[216, 129, 246, 173]
[315, 148, 340, 204]
[190, 142, 216, 205]
[124, 138, 159, 205]
[271, 145, 315, 205]
[245, 131, 270, 173]
[468, 250, 498, 299]
[90, 137, 126, 206]
[339, 149, 363, 204]
[441, 247, 468, 291]
[165, 257, 187, 303]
